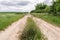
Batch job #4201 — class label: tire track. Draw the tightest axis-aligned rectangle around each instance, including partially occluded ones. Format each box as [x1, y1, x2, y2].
[33, 17, 60, 40]
[0, 15, 28, 40]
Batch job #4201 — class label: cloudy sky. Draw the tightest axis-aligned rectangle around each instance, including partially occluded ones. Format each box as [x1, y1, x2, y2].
[0, 0, 52, 12]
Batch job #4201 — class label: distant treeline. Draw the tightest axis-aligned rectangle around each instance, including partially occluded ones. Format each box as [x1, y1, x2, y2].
[31, 0, 60, 16]
[0, 12, 28, 14]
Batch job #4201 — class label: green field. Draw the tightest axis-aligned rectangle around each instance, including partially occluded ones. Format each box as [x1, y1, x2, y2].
[32, 13, 60, 27]
[0, 12, 25, 30]
[20, 17, 47, 40]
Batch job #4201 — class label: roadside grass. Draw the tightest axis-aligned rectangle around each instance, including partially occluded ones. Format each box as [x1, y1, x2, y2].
[20, 17, 47, 40]
[0, 13, 25, 30]
[32, 13, 60, 27]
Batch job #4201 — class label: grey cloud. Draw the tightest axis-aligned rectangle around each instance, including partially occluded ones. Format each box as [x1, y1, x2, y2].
[44, 0, 52, 5]
[18, 1, 30, 6]
[0, 1, 30, 6]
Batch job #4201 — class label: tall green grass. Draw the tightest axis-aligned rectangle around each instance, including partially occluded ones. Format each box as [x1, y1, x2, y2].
[0, 13, 25, 30]
[20, 17, 47, 40]
[32, 13, 60, 27]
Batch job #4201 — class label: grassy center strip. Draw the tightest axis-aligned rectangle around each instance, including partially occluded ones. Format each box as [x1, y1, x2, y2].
[19, 17, 47, 40]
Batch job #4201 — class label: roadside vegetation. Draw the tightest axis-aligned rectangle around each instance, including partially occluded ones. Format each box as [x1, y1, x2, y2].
[20, 17, 47, 40]
[32, 13, 60, 27]
[0, 12, 25, 30]
[31, 0, 60, 27]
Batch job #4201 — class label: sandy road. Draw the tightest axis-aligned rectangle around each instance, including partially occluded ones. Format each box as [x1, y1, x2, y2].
[0, 15, 28, 40]
[33, 17, 60, 40]
[0, 14, 60, 40]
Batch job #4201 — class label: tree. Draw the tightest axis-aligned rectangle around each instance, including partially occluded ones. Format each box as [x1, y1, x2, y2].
[51, 0, 57, 16]
[56, 0, 60, 2]
[36, 3, 47, 10]
[31, 3, 48, 13]
[53, 0, 60, 15]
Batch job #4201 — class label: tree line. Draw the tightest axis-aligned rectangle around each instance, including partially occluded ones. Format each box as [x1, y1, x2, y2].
[31, 0, 60, 16]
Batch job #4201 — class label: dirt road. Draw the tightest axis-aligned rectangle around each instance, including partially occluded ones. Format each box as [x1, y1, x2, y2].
[0, 14, 60, 40]
[0, 15, 28, 40]
[33, 17, 60, 40]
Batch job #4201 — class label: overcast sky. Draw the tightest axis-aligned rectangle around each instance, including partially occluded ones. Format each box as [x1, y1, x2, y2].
[0, 0, 52, 12]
